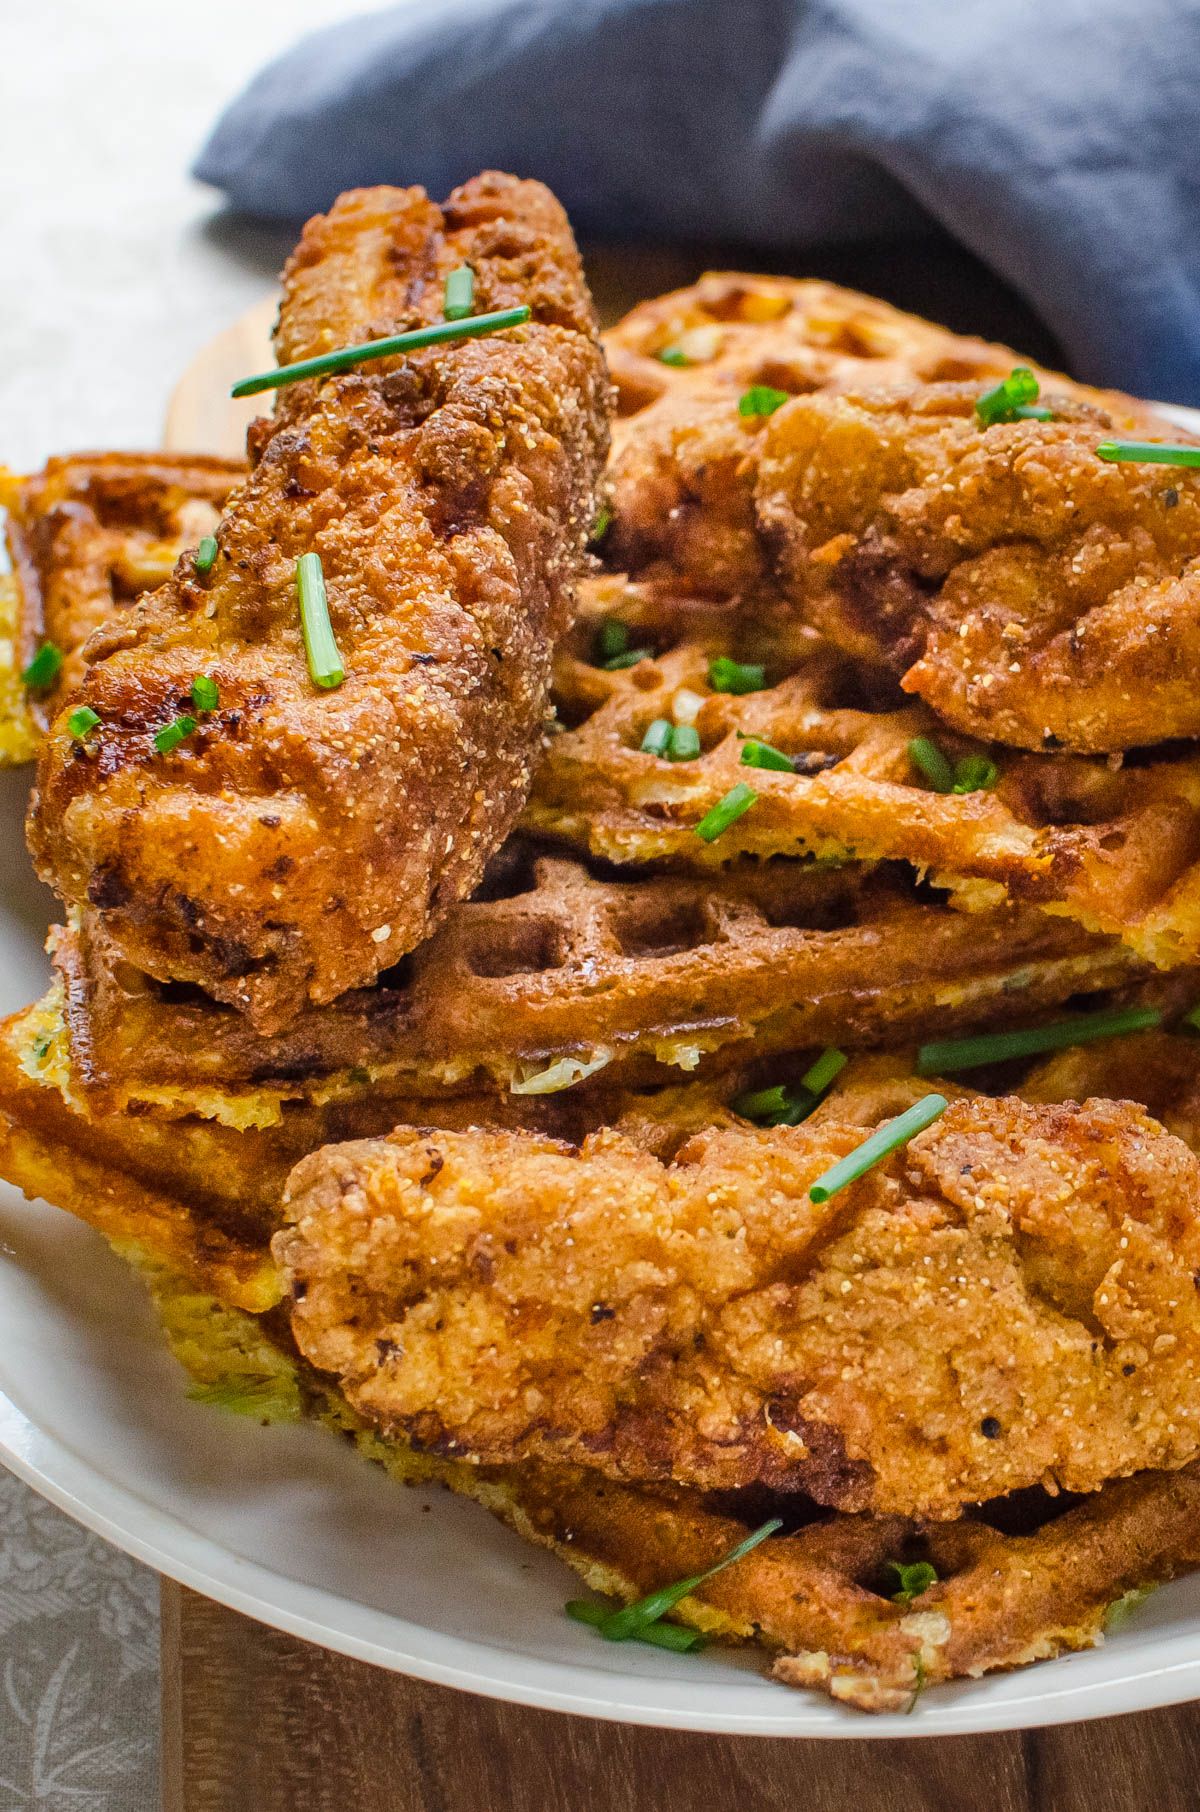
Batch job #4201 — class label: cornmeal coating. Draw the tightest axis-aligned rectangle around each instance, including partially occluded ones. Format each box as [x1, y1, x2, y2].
[28, 174, 609, 1030]
[758, 384, 1200, 752]
[277, 1096, 1200, 1519]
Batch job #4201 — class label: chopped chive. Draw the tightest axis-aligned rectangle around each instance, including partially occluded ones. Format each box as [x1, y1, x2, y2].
[732, 1083, 792, 1123]
[888, 1560, 938, 1605]
[807, 1095, 949, 1204]
[443, 263, 475, 322]
[194, 536, 218, 574]
[694, 781, 757, 843]
[656, 346, 690, 367]
[975, 366, 1041, 427]
[801, 1046, 848, 1095]
[738, 385, 789, 419]
[709, 656, 765, 695]
[590, 1518, 783, 1645]
[295, 552, 345, 690]
[951, 754, 999, 794]
[740, 737, 795, 773]
[595, 619, 630, 661]
[589, 503, 613, 544]
[191, 674, 220, 713]
[640, 718, 674, 757]
[1013, 405, 1053, 421]
[21, 642, 63, 691]
[154, 714, 197, 754]
[1103, 1585, 1155, 1632]
[1096, 440, 1200, 466]
[908, 736, 956, 792]
[231, 305, 532, 398]
[1183, 1003, 1200, 1031]
[667, 722, 701, 761]
[916, 1005, 1162, 1075]
[565, 1600, 706, 1652]
[735, 1048, 847, 1129]
[604, 647, 654, 670]
[67, 705, 100, 741]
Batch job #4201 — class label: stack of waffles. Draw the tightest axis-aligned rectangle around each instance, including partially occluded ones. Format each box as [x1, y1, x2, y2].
[5, 275, 1200, 1712]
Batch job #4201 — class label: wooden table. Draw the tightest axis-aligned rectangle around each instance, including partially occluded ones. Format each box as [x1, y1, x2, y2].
[159, 239, 1196, 1811]
[161, 1582, 1200, 1811]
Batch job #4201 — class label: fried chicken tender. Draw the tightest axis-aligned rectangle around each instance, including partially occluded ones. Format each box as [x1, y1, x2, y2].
[756, 384, 1200, 752]
[277, 1096, 1200, 1520]
[28, 174, 609, 1031]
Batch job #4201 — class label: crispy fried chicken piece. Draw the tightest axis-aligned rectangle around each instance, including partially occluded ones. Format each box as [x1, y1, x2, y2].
[277, 1096, 1200, 1519]
[28, 175, 609, 1031]
[756, 383, 1200, 752]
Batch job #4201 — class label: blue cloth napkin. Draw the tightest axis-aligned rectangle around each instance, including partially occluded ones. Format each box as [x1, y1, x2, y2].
[196, 0, 1200, 402]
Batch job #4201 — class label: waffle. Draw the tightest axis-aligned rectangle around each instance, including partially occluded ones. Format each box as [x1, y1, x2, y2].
[600, 273, 1165, 600]
[526, 576, 1200, 970]
[50, 834, 1143, 1119]
[0, 452, 243, 758]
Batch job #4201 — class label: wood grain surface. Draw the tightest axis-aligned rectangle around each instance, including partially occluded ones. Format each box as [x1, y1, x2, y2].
[161, 1583, 1200, 1812]
[159, 241, 1193, 1810]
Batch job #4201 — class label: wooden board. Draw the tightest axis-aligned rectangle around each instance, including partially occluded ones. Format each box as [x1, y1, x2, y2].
[159, 244, 1200, 1807]
[160, 1582, 1200, 1812]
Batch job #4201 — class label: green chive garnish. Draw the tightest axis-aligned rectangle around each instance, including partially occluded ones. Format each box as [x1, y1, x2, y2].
[951, 754, 999, 794]
[21, 642, 63, 691]
[694, 782, 757, 843]
[565, 1600, 706, 1652]
[908, 736, 956, 792]
[738, 385, 789, 419]
[194, 536, 218, 574]
[802, 1046, 848, 1095]
[739, 737, 795, 773]
[154, 714, 197, 754]
[1013, 405, 1053, 421]
[231, 306, 532, 398]
[1183, 1003, 1200, 1031]
[909, 737, 997, 795]
[733, 1048, 847, 1127]
[975, 366, 1042, 427]
[640, 718, 673, 757]
[604, 648, 653, 671]
[709, 656, 765, 695]
[657, 346, 690, 367]
[67, 706, 100, 741]
[570, 1518, 782, 1649]
[916, 1005, 1161, 1076]
[595, 619, 629, 662]
[191, 674, 219, 713]
[667, 723, 701, 761]
[889, 1560, 938, 1605]
[295, 552, 345, 690]
[589, 503, 613, 544]
[1096, 440, 1200, 467]
[443, 264, 475, 322]
[807, 1095, 949, 1203]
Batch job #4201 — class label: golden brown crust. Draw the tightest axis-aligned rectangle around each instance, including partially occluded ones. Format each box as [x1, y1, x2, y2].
[276, 1096, 1200, 1517]
[600, 272, 1167, 612]
[28, 176, 609, 1031]
[757, 384, 1200, 752]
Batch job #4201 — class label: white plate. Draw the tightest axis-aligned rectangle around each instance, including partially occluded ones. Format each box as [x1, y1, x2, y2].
[4, 407, 1200, 1741]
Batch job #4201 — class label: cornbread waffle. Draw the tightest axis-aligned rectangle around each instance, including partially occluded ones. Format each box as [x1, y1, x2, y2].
[0, 452, 243, 757]
[526, 576, 1200, 969]
[50, 839, 1142, 1119]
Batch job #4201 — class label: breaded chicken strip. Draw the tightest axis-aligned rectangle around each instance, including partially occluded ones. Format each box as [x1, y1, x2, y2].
[757, 384, 1200, 752]
[28, 175, 609, 1031]
[277, 1096, 1200, 1520]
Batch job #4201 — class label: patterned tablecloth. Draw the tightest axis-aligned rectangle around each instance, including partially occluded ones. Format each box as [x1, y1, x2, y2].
[0, 3, 369, 1804]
